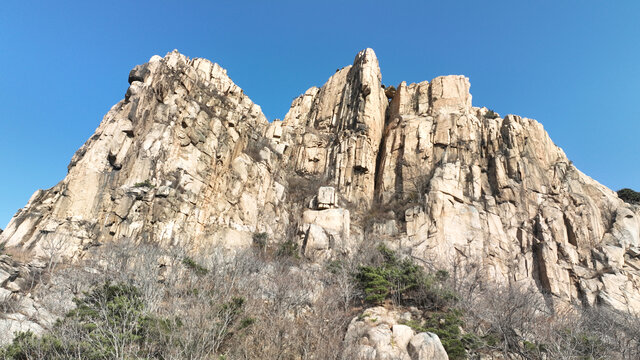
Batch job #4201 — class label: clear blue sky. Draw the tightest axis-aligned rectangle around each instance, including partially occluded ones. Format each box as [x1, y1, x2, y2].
[1, 1, 639, 228]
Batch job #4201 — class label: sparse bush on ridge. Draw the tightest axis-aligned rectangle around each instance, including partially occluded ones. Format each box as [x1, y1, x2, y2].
[484, 109, 499, 119]
[1, 282, 150, 359]
[244, 135, 281, 164]
[276, 239, 299, 258]
[0, 241, 352, 359]
[285, 173, 329, 205]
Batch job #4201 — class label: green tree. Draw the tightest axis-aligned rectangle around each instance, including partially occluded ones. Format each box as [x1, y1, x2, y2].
[618, 188, 640, 204]
[1, 282, 151, 360]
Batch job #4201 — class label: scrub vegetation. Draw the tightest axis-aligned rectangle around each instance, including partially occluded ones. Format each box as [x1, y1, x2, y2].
[1, 239, 639, 359]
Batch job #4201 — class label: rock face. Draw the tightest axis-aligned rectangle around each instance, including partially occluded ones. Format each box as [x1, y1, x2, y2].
[300, 186, 351, 261]
[376, 80, 640, 312]
[280, 48, 388, 207]
[1, 51, 288, 257]
[1, 48, 640, 320]
[0, 255, 55, 344]
[343, 307, 449, 360]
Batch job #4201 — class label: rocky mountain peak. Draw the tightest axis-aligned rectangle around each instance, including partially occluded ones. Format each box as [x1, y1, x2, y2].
[1, 49, 640, 350]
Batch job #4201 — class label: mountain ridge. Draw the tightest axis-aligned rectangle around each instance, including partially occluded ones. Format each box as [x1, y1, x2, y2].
[1, 48, 639, 357]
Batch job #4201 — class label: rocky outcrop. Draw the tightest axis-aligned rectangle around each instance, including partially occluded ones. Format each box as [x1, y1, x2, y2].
[299, 186, 351, 261]
[1, 50, 289, 258]
[0, 256, 55, 344]
[343, 307, 449, 360]
[374, 79, 640, 313]
[278, 48, 388, 207]
[1, 47, 639, 324]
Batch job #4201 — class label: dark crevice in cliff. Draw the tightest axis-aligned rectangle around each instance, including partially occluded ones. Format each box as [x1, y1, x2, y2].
[372, 89, 398, 206]
[372, 129, 388, 205]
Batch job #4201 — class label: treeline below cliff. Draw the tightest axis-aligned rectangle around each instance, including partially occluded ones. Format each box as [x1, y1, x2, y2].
[1, 238, 639, 360]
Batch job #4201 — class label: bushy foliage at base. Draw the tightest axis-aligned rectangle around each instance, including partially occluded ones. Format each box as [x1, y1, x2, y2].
[356, 245, 475, 358]
[0, 281, 249, 360]
[276, 239, 299, 258]
[0, 242, 352, 359]
[2, 240, 639, 360]
[1, 282, 151, 359]
[356, 245, 456, 309]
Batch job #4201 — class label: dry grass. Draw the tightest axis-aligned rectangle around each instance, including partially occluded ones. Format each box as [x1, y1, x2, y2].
[2, 246, 33, 264]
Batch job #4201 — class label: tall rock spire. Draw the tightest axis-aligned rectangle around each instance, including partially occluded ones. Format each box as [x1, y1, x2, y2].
[282, 48, 388, 205]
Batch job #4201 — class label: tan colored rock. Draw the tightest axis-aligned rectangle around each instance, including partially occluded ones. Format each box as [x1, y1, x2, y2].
[408, 333, 449, 360]
[282, 48, 388, 206]
[375, 78, 640, 314]
[1, 48, 640, 331]
[300, 208, 350, 261]
[315, 186, 338, 209]
[1, 51, 287, 259]
[343, 307, 449, 360]
[0, 255, 55, 345]
[429, 75, 472, 113]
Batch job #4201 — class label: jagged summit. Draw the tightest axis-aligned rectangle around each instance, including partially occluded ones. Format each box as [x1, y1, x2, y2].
[1, 48, 639, 336]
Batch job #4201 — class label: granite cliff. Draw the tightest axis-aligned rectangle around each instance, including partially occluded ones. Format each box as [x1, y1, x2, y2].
[1, 49, 639, 358]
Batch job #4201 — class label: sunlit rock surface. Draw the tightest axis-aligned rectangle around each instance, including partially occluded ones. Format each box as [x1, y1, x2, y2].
[2, 48, 640, 340]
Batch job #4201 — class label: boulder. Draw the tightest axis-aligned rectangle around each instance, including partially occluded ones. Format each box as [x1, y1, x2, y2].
[316, 186, 338, 209]
[344, 307, 449, 360]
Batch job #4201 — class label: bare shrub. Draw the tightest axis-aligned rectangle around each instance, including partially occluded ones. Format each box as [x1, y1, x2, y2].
[0, 294, 22, 315]
[451, 256, 640, 360]
[286, 173, 329, 206]
[6, 234, 640, 360]
[59, 242, 353, 359]
[244, 135, 280, 163]
[39, 236, 66, 274]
